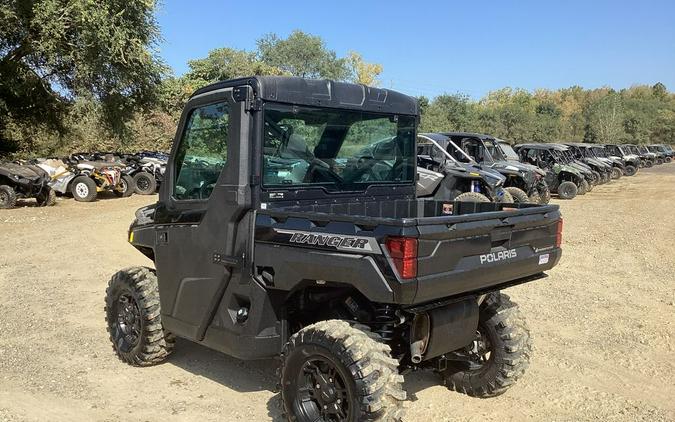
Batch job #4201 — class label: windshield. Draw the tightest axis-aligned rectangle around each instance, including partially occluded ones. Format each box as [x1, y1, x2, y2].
[482, 139, 507, 160]
[592, 147, 606, 157]
[496, 141, 520, 161]
[262, 103, 416, 192]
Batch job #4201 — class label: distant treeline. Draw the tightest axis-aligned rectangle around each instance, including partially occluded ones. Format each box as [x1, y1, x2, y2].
[1, 1, 672, 159]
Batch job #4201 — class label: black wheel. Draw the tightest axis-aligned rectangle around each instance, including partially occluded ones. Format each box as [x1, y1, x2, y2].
[505, 187, 530, 203]
[577, 179, 589, 195]
[70, 176, 97, 202]
[105, 267, 175, 366]
[611, 168, 622, 179]
[536, 182, 551, 204]
[455, 192, 490, 203]
[665, 157, 672, 163]
[133, 172, 157, 195]
[114, 174, 135, 198]
[557, 181, 577, 200]
[624, 165, 637, 176]
[645, 160, 653, 168]
[440, 292, 532, 398]
[36, 188, 56, 207]
[0, 185, 17, 209]
[585, 178, 593, 192]
[591, 171, 600, 186]
[656, 158, 663, 165]
[280, 320, 406, 421]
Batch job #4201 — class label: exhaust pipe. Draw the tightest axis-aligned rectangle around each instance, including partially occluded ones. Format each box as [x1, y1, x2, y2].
[409, 313, 430, 364]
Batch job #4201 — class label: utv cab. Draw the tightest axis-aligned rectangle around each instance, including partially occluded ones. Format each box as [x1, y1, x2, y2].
[514, 143, 585, 199]
[647, 144, 672, 164]
[625, 144, 655, 168]
[436, 132, 550, 204]
[0, 161, 56, 209]
[563, 143, 612, 184]
[604, 145, 640, 175]
[416, 133, 514, 203]
[105, 76, 564, 421]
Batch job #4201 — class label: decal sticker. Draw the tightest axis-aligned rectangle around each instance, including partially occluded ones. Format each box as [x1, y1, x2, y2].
[275, 229, 381, 254]
[480, 249, 517, 264]
[538, 254, 550, 265]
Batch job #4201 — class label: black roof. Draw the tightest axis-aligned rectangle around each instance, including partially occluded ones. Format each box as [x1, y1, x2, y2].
[192, 76, 419, 116]
[439, 131, 496, 140]
[517, 143, 569, 151]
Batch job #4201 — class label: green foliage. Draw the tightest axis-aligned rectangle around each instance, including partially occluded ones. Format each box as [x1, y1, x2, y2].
[421, 84, 675, 145]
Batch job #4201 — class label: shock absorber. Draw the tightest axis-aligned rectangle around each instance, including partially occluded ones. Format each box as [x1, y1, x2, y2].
[373, 305, 397, 342]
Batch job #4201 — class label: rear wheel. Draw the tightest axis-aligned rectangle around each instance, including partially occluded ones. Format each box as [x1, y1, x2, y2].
[71, 176, 97, 202]
[36, 188, 56, 206]
[624, 165, 637, 176]
[666, 157, 672, 163]
[505, 187, 530, 204]
[114, 174, 135, 198]
[577, 179, 589, 195]
[536, 183, 551, 204]
[655, 158, 663, 165]
[0, 185, 17, 209]
[280, 320, 406, 421]
[105, 267, 175, 366]
[557, 181, 577, 200]
[645, 160, 653, 168]
[133, 172, 157, 195]
[591, 171, 600, 185]
[440, 292, 532, 398]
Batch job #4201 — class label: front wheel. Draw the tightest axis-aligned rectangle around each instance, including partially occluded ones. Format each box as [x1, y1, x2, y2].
[440, 292, 531, 398]
[557, 181, 577, 200]
[280, 320, 406, 421]
[624, 165, 637, 176]
[577, 179, 589, 195]
[611, 168, 622, 179]
[70, 176, 97, 202]
[0, 185, 17, 209]
[645, 160, 653, 168]
[665, 157, 672, 163]
[505, 187, 531, 204]
[133, 172, 157, 195]
[455, 192, 490, 203]
[655, 158, 664, 165]
[36, 188, 56, 206]
[105, 267, 175, 366]
[536, 182, 551, 204]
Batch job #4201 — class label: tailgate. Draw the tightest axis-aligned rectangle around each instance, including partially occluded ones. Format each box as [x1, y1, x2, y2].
[412, 206, 562, 303]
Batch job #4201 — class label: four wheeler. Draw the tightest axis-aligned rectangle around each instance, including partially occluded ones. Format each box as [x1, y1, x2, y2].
[648, 144, 672, 164]
[589, 145, 625, 179]
[550, 145, 595, 195]
[126, 152, 167, 195]
[630, 144, 655, 168]
[37, 157, 134, 202]
[0, 161, 56, 209]
[104, 76, 564, 421]
[604, 145, 640, 175]
[417, 133, 514, 203]
[564, 143, 612, 185]
[515, 143, 585, 199]
[438, 132, 550, 204]
[495, 139, 551, 203]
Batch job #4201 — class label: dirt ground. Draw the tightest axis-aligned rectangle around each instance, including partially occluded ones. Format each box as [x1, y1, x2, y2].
[1, 165, 674, 422]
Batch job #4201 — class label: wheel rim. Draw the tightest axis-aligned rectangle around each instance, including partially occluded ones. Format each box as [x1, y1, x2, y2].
[120, 179, 127, 192]
[137, 175, 150, 191]
[75, 182, 89, 198]
[296, 356, 351, 421]
[115, 293, 141, 350]
[0, 191, 7, 204]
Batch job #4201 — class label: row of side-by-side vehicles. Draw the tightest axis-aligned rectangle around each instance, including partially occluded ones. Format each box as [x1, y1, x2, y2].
[99, 77, 675, 421]
[0, 152, 168, 209]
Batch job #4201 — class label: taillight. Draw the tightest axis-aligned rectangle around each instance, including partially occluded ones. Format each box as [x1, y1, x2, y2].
[386, 237, 418, 279]
[555, 218, 563, 248]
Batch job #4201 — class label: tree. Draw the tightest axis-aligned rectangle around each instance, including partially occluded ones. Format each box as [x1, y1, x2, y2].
[346, 51, 383, 86]
[586, 92, 625, 143]
[184, 48, 285, 86]
[256, 30, 349, 80]
[0, 0, 165, 143]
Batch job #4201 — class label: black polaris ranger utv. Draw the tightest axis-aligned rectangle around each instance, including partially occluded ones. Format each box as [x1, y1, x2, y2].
[105, 77, 563, 421]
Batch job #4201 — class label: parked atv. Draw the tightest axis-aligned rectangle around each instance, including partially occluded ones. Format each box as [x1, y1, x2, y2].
[604, 145, 640, 175]
[105, 76, 564, 421]
[552, 145, 595, 194]
[564, 143, 612, 184]
[417, 133, 514, 203]
[495, 139, 551, 203]
[515, 144, 585, 199]
[37, 157, 134, 202]
[628, 144, 655, 168]
[124, 152, 167, 195]
[438, 132, 549, 204]
[648, 144, 672, 164]
[0, 161, 56, 209]
[589, 145, 625, 179]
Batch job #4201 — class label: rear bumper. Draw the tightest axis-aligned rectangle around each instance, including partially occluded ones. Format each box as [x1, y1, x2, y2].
[413, 247, 561, 303]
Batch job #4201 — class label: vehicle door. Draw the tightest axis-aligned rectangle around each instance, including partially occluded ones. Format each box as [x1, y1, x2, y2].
[153, 88, 252, 341]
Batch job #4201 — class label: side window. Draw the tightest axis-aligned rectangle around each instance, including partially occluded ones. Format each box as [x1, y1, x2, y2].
[173, 102, 230, 200]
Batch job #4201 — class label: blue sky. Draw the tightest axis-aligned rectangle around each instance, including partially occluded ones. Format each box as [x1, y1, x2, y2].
[156, 0, 675, 99]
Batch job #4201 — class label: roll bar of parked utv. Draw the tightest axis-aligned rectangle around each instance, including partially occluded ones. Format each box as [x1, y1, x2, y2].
[418, 134, 473, 165]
